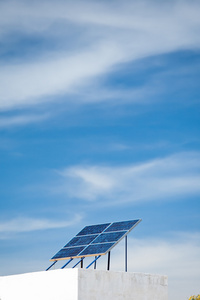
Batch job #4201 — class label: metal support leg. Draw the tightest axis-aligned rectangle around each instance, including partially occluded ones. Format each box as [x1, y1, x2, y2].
[107, 251, 110, 271]
[61, 258, 73, 269]
[125, 235, 128, 272]
[72, 257, 84, 268]
[46, 260, 57, 271]
[81, 258, 83, 268]
[94, 256, 97, 269]
[86, 255, 101, 269]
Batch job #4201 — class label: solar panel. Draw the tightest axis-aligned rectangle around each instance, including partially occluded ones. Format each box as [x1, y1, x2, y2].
[105, 220, 139, 232]
[51, 246, 85, 260]
[92, 231, 126, 244]
[76, 223, 111, 236]
[64, 235, 98, 247]
[80, 242, 115, 256]
[50, 219, 141, 261]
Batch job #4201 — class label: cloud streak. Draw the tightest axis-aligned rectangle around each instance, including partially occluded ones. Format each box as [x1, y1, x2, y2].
[56, 152, 200, 204]
[0, 214, 82, 235]
[0, 0, 200, 111]
[0, 42, 124, 110]
[0, 113, 50, 128]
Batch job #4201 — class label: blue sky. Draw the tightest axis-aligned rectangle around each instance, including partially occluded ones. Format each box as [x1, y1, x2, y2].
[0, 0, 200, 299]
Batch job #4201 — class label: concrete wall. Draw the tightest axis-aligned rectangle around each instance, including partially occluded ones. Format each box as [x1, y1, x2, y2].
[0, 269, 168, 300]
[78, 269, 168, 300]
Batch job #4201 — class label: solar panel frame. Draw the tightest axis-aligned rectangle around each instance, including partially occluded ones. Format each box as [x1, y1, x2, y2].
[50, 219, 141, 261]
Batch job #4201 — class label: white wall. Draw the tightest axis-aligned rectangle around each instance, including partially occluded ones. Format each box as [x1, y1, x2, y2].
[0, 269, 78, 300]
[78, 269, 168, 300]
[0, 269, 168, 300]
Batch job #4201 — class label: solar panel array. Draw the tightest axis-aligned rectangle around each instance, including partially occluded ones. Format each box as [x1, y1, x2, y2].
[51, 219, 141, 261]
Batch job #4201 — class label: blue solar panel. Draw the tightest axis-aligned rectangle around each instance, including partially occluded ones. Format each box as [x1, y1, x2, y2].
[80, 242, 115, 256]
[64, 235, 98, 247]
[77, 223, 111, 236]
[105, 220, 140, 232]
[92, 231, 127, 244]
[50, 219, 141, 261]
[51, 246, 85, 260]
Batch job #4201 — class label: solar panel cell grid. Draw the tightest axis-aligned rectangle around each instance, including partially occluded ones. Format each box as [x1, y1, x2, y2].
[80, 242, 115, 256]
[64, 234, 98, 247]
[51, 246, 85, 260]
[92, 231, 127, 244]
[105, 220, 139, 232]
[76, 223, 111, 236]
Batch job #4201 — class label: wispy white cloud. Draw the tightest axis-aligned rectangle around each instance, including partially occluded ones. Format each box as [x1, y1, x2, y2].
[0, 214, 82, 235]
[0, 0, 200, 111]
[0, 113, 50, 128]
[1, 0, 200, 41]
[0, 43, 124, 110]
[56, 152, 200, 203]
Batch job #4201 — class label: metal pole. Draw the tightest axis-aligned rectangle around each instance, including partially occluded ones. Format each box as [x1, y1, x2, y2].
[72, 257, 84, 268]
[86, 255, 101, 269]
[46, 260, 57, 271]
[125, 235, 128, 272]
[81, 258, 83, 268]
[94, 256, 97, 269]
[61, 258, 73, 269]
[107, 251, 111, 271]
